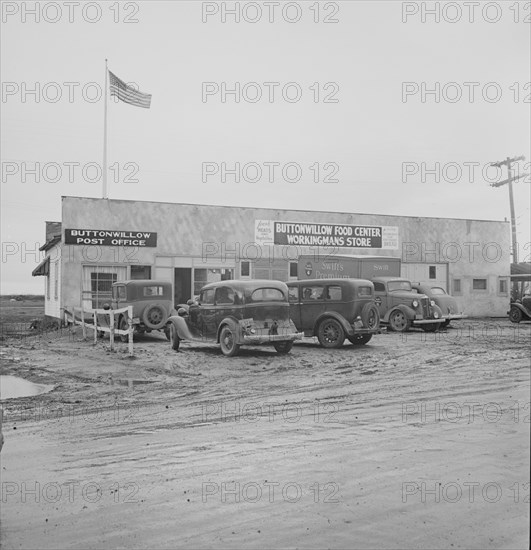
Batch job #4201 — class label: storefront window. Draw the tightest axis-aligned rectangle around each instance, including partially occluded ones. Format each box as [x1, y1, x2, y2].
[193, 268, 234, 295]
[131, 265, 151, 279]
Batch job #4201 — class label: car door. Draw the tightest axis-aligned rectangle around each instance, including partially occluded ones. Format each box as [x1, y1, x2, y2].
[214, 286, 235, 337]
[192, 288, 215, 339]
[372, 281, 388, 317]
[287, 284, 302, 330]
[300, 284, 327, 328]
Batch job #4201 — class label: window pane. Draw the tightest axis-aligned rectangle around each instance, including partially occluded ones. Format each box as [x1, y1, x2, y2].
[288, 287, 299, 302]
[473, 279, 487, 290]
[453, 279, 461, 293]
[131, 265, 151, 280]
[215, 287, 235, 305]
[373, 282, 385, 292]
[251, 288, 285, 302]
[430, 287, 446, 295]
[143, 286, 164, 297]
[388, 280, 412, 292]
[241, 261, 250, 277]
[328, 286, 343, 300]
[429, 266, 436, 279]
[201, 289, 215, 304]
[357, 286, 372, 297]
[302, 286, 325, 300]
[289, 262, 298, 277]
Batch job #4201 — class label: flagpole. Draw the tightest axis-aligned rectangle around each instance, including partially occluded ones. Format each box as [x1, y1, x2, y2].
[102, 58, 108, 199]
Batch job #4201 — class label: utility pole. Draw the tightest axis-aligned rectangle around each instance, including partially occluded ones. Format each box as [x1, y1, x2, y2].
[489, 155, 528, 264]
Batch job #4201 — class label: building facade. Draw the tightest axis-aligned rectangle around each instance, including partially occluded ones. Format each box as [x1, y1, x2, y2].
[33, 196, 512, 319]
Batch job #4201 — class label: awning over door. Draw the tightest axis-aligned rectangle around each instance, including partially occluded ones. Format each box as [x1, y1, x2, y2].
[32, 257, 50, 276]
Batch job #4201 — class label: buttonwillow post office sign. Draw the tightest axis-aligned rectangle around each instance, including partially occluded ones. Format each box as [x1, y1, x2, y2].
[255, 220, 399, 250]
[65, 229, 158, 247]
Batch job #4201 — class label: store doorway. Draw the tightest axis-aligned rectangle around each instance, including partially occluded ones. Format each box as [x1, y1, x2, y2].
[174, 268, 192, 306]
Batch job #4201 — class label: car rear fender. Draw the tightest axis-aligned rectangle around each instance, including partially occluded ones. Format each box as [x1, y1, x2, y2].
[383, 304, 415, 322]
[312, 311, 352, 336]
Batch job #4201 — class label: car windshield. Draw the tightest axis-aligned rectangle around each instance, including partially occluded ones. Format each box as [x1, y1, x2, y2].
[251, 288, 285, 302]
[388, 280, 412, 292]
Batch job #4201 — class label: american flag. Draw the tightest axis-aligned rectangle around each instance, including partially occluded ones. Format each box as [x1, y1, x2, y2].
[108, 70, 152, 109]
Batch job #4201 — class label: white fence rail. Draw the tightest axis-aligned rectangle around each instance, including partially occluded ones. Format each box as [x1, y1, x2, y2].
[64, 305, 134, 356]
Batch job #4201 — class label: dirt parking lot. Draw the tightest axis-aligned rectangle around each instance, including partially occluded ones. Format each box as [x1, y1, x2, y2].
[1, 319, 529, 549]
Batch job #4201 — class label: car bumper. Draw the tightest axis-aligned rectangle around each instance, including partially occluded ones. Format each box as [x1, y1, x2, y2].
[443, 314, 467, 321]
[242, 332, 304, 344]
[412, 318, 443, 325]
[347, 326, 381, 336]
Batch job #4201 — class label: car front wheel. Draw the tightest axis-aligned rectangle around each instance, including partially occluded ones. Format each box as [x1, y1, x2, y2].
[388, 310, 411, 332]
[317, 318, 345, 348]
[273, 341, 293, 354]
[219, 325, 240, 357]
[509, 306, 523, 324]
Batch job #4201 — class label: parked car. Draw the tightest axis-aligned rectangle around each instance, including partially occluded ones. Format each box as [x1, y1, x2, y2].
[508, 293, 531, 323]
[286, 278, 380, 348]
[108, 280, 175, 341]
[412, 283, 466, 327]
[166, 280, 303, 356]
[372, 277, 444, 332]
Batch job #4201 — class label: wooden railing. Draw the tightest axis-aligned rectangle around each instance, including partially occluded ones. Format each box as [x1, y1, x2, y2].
[64, 305, 134, 356]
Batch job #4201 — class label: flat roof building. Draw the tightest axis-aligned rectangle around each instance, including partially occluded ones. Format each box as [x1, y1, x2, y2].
[33, 196, 511, 319]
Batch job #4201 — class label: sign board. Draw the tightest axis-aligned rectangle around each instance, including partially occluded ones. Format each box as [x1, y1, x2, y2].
[65, 229, 157, 247]
[255, 220, 399, 250]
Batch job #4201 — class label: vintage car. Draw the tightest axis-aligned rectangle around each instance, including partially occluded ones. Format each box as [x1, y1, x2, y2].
[372, 277, 444, 332]
[107, 280, 175, 341]
[508, 293, 531, 323]
[166, 280, 303, 356]
[286, 278, 380, 348]
[412, 283, 466, 327]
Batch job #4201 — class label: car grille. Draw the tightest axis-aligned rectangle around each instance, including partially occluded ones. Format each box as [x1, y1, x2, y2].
[421, 297, 431, 318]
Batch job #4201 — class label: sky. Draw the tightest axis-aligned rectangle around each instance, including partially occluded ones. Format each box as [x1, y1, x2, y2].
[1, 0, 530, 293]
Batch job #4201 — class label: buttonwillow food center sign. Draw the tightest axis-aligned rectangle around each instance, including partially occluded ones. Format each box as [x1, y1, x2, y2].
[255, 220, 399, 249]
[65, 229, 157, 247]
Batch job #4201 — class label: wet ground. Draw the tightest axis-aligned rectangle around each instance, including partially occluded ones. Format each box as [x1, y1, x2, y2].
[0, 319, 529, 549]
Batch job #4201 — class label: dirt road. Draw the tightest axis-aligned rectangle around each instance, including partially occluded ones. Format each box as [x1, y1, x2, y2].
[1, 319, 529, 549]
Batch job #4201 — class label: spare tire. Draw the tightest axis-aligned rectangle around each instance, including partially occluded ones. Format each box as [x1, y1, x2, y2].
[142, 304, 167, 330]
[361, 303, 380, 330]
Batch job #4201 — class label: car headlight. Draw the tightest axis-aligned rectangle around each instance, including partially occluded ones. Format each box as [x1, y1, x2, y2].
[412, 300, 419, 308]
[430, 300, 436, 307]
[434, 311, 439, 319]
